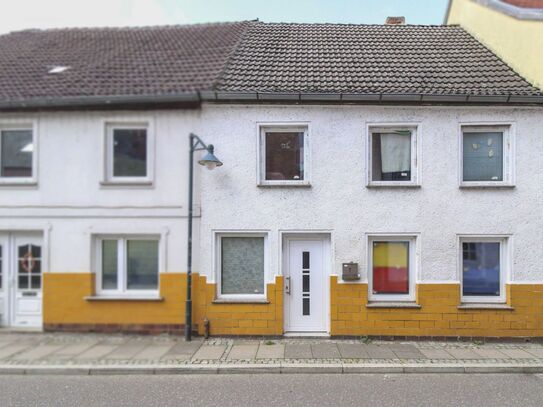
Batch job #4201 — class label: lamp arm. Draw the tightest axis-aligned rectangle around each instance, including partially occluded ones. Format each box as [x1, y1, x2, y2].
[190, 133, 212, 152]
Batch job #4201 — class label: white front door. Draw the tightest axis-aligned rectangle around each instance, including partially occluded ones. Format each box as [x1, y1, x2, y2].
[0, 232, 43, 328]
[284, 238, 327, 333]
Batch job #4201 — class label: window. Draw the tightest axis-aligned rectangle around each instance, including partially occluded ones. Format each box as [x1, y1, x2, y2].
[460, 125, 512, 186]
[368, 236, 416, 301]
[97, 237, 159, 296]
[368, 126, 418, 186]
[104, 122, 152, 184]
[217, 234, 266, 299]
[460, 237, 507, 303]
[258, 125, 309, 186]
[0, 126, 35, 182]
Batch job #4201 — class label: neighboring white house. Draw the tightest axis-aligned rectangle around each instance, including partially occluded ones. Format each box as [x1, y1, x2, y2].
[0, 20, 542, 337]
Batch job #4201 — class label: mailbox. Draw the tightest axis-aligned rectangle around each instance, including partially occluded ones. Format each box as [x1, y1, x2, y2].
[342, 262, 360, 281]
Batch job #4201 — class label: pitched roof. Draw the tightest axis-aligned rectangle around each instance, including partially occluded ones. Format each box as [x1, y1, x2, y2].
[216, 22, 542, 97]
[0, 20, 541, 109]
[0, 21, 251, 101]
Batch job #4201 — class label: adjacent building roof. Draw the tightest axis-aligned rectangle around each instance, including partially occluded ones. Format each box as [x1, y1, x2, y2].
[0, 20, 541, 110]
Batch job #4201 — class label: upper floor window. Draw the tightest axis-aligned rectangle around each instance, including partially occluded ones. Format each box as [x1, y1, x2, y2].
[258, 125, 309, 186]
[368, 126, 419, 186]
[0, 125, 36, 183]
[104, 122, 153, 184]
[460, 125, 513, 187]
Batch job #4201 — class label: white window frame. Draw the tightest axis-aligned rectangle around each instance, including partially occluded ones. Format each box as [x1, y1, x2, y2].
[0, 120, 38, 185]
[215, 232, 268, 300]
[103, 120, 154, 185]
[459, 124, 514, 188]
[257, 123, 310, 186]
[368, 234, 418, 302]
[459, 235, 509, 304]
[367, 124, 420, 187]
[95, 235, 160, 298]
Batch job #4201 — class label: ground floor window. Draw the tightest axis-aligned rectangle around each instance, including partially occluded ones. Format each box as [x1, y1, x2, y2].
[368, 235, 416, 301]
[216, 234, 266, 299]
[460, 237, 507, 303]
[96, 236, 159, 295]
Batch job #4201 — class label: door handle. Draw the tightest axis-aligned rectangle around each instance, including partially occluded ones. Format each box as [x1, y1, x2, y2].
[285, 277, 291, 295]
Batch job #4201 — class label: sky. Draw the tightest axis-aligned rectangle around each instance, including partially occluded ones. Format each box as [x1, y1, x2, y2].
[0, 0, 450, 34]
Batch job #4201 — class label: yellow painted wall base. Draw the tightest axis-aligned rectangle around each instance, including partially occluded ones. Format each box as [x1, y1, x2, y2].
[43, 273, 284, 336]
[331, 276, 543, 337]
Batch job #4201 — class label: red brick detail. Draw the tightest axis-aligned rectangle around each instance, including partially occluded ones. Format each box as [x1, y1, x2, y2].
[501, 0, 543, 8]
[43, 323, 188, 335]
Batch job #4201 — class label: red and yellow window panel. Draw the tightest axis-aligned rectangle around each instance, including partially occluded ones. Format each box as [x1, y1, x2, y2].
[372, 241, 409, 294]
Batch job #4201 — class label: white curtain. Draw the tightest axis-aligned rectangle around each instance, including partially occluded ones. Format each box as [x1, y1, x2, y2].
[380, 133, 411, 173]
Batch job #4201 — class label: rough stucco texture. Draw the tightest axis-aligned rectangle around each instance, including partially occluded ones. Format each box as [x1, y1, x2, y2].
[198, 104, 543, 284]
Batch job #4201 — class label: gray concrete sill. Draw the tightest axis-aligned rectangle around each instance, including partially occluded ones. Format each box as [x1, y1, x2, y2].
[366, 184, 421, 189]
[458, 303, 514, 310]
[84, 296, 164, 302]
[366, 302, 421, 309]
[212, 298, 270, 304]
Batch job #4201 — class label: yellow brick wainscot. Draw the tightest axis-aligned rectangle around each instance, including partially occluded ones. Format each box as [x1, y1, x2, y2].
[43, 273, 284, 336]
[331, 276, 543, 338]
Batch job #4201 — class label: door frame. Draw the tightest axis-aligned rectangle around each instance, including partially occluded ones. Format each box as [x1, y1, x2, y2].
[281, 231, 332, 335]
[0, 227, 49, 328]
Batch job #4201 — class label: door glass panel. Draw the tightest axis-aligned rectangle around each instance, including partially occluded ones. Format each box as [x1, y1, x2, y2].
[0, 245, 2, 289]
[17, 243, 42, 290]
[126, 240, 159, 290]
[101, 240, 118, 290]
[1, 130, 33, 178]
[372, 241, 409, 294]
[302, 251, 310, 316]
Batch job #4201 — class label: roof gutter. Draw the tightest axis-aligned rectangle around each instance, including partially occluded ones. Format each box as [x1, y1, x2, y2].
[1, 91, 542, 111]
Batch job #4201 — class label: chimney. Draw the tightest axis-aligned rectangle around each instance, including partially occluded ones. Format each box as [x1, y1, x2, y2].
[385, 16, 405, 25]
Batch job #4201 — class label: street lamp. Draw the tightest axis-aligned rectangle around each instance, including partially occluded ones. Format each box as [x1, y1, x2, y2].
[185, 133, 222, 341]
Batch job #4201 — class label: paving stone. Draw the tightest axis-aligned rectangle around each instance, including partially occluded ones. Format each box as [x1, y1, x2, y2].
[472, 348, 509, 359]
[365, 345, 396, 359]
[0, 344, 34, 359]
[227, 344, 259, 360]
[419, 349, 456, 359]
[133, 344, 175, 360]
[525, 348, 543, 358]
[51, 342, 99, 359]
[74, 345, 117, 360]
[338, 343, 370, 359]
[104, 344, 148, 360]
[392, 349, 426, 359]
[445, 349, 481, 360]
[12, 344, 64, 361]
[498, 349, 535, 359]
[284, 344, 312, 359]
[311, 343, 340, 359]
[162, 341, 201, 360]
[192, 345, 227, 360]
[256, 344, 284, 359]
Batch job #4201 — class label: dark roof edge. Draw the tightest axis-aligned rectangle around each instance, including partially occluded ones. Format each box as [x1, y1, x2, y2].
[1, 91, 543, 111]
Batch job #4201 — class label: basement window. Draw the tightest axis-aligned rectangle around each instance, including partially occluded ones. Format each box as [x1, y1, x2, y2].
[96, 236, 159, 296]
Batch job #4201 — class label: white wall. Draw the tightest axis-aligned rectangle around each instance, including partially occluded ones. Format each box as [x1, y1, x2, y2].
[198, 104, 543, 284]
[0, 110, 203, 273]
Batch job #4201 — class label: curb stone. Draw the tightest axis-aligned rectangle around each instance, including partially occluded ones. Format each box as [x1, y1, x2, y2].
[1, 363, 543, 375]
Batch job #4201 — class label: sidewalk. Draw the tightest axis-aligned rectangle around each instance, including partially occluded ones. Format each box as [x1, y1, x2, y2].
[0, 332, 543, 374]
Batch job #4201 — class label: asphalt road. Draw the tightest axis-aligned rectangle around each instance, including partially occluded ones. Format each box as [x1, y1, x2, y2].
[1, 373, 542, 407]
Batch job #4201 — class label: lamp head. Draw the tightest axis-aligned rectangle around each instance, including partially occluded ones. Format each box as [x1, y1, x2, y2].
[198, 144, 223, 170]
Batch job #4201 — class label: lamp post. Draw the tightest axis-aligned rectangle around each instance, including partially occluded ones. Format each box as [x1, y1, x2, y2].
[185, 133, 222, 341]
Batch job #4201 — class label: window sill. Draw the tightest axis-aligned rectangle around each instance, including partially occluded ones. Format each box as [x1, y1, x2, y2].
[212, 298, 270, 304]
[459, 183, 515, 189]
[458, 303, 514, 310]
[84, 295, 163, 302]
[257, 182, 311, 188]
[366, 183, 421, 189]
[0, 180, 38, 187]
[100, 181, 154, 189]
[366, 302, 421, 309]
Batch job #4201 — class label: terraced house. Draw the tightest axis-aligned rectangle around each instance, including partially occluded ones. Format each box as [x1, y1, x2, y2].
[0, 19, 542, 338]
